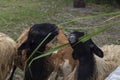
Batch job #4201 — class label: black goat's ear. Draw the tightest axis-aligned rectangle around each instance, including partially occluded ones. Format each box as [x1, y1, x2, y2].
[89, 40, 104, 58]
[17, 41, 28, 55]
[18, 40, 29, 50]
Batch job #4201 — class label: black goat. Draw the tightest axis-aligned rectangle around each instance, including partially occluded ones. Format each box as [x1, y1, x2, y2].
[17, 23, 59, 80]
[68, 31, 103, 80]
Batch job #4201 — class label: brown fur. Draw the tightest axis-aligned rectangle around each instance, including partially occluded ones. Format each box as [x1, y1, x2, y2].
[48, 25, 77, 80]
[15, 25, 77, 80]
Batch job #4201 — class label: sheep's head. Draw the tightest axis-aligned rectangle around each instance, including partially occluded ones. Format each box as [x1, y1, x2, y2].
[68, 31, 104, 60]
[18, 23, 59, 53]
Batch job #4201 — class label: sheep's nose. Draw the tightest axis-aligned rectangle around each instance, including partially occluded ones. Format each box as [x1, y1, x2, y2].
[67, 34, 76, 44]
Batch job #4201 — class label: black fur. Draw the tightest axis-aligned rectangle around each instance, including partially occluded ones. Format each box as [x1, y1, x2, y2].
[68, 31, 103, 80]
[18, 23, 59, 55]
[18, 23, 59, 80]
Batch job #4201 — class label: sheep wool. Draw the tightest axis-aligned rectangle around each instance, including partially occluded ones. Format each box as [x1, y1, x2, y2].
[0, 32, 16, 80]
[95, 44, 120, 80]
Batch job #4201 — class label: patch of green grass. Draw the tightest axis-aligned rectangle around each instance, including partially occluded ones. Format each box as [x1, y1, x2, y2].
[0, 0, 119, 45]
[0, 0, 73, 40]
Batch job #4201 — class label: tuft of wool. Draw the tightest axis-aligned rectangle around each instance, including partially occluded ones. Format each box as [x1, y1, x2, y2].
[0, 32, 16, 80]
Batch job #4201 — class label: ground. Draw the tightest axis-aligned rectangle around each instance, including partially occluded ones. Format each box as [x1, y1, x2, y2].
[0, 0, 119, 80]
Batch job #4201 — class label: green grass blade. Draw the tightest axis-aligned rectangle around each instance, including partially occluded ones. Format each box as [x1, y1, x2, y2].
[59, 11, 120, 25]
[28, 43, 69, 66]
[61, 14, 120, 31]
[26, 33, 52, 63]
[28, 14, 120, 67]
[28, 20, 120, 67]
[78, 21, 120, 43]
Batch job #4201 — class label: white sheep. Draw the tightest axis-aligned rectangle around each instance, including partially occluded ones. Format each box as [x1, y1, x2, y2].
[0, 32, 16, 80]
[68, 31, 120, 80]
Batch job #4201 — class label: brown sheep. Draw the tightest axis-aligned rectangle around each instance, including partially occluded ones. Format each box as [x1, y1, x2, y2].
[48, 25, 77, 80]
[11, 25, 77, 80]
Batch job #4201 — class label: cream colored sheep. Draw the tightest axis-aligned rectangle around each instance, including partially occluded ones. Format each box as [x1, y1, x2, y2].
[95, 44, 120, 80]
[68, 31, 120, 80]
[0, 32, 16, 80]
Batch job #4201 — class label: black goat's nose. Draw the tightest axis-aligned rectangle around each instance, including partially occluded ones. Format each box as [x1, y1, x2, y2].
[67, 34, 76, 44]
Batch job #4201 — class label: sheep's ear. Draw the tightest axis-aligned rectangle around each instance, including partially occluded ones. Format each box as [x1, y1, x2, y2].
[18, 40, 29, 50]
[89, 40, 104, 58]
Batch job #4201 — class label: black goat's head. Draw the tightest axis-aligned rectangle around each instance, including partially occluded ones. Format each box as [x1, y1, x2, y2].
[68, 31, 104, 60]
[18, 23, 59, 52]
